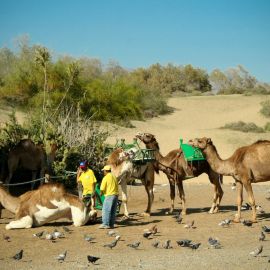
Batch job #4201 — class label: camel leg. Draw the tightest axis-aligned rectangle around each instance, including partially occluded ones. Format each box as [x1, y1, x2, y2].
[120, 180, 129, 218]
[168, 178, 175, 214]
[209, 180, 223, 214]
[176, 181, 186, 215]
[6, 215, 33, 230]
[234, 181, 243, 223]
[31, 171, 37, 190]
[243, 181, 256, 222]
[142, 169, 154, 216]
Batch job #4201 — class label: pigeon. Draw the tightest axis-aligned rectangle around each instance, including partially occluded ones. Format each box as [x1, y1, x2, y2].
[45, 233, 54, 240]
[62, 226, 72, 233]
[103, 239, 118, 249]
[107, 230, 117, 237]
[84, 234, 95, 242]
[87, 255, 100, 264]
[184, 220, 195, 229]
[262, 225, 270, 233]
[143, 231, 153, 239]
[259, 231, 266, 241]
[189, 243, 201, 250]
[176, 239, 192, 247]
[127, 241, 141, 249]
[57, 251, 67, 262]
[242, 219, 253, 227]
[241, 203, 252, 211]
[249, 245, 263, 257]
[33, 231, 44, 238]
[149, 225, 158, 235]
[256, 205, 265, 214]
[163, 240, 172, 249]
[218, 219, 231, 227]
[151, 240, 160, 248]
[208, 237, 221, 249]
[176, 213, 183, 224]
[115, 235, 121, 241]
[3, 234, 11, 242]
[53, 230, 64, 239]
[13, 250, 23, 260]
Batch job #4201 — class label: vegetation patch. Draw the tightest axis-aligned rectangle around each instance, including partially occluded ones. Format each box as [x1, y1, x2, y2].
[220, 121, 265, 133]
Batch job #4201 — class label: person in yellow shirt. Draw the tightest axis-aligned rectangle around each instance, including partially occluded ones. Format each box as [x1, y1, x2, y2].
[77, 161, 97, 210]
[99, 165, 119, 229]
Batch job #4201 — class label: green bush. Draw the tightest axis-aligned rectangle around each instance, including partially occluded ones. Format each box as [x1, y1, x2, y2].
[260, 100, 270, 118]
[221, 121, 265, 133]
[264, 122, 270, 132]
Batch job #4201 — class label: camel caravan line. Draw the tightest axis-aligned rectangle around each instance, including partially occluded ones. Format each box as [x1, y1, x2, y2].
[0, 134, 270, 229]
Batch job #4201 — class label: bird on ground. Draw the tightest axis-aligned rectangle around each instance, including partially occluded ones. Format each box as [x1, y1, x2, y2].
[152, 240, 159, 248]
[62, 226, 72, 233]
[208, 237, 221, 249]
[242, 220, 253, 227]
[189, 243, 201, 250]
[45, 233, 55, 240]
[53, 230, 64, 239]
[84, 235, 95, 242]
[259, 231, 266, 241]
[218, 219, 231, 227]
[184, 220, 195, 229]
[176, 213, 183, 224]
[249, 245, 263, 257]
[3, 234, 11, 242]
[33, 231, 44, 238]
[163, 240, 172, 249]
[103, 239, 119, 249]
[13, 250, 23, 260]
[57, 251, 67, 262]
[241, 203, 252, 211]
[256, 205, 265, 214]
[115, 235, 121, 241]
[149, 225, 158, 235]
[87, 255, 100, 264]
[107, 230, 116, 237]
[176, 239, 192, 247]
[127, 241, 141, 249]
[262, 225, 270, 233]
[143, 231, 153, 239]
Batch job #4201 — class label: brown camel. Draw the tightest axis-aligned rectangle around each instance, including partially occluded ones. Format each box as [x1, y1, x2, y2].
[136, 133, 223, 215]
[5, 139, 56, 189]
[106, 147, 155, 217]
[189, 137, 270, 222]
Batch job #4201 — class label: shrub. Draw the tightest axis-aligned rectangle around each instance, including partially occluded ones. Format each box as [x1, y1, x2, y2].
[221, 121, 265, 133]
[260, 100, 270, 118]
[264, 122, 270, 132]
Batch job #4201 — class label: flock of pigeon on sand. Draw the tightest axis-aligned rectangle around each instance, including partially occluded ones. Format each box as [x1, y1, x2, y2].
[3, 205, 270, 266]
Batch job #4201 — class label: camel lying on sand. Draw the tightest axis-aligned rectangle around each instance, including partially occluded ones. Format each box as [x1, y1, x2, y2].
[189, 137, 270, 222]
[106, 147, 155, 217]
[0, 183, 97, 229]
[136, 133, 223, 215]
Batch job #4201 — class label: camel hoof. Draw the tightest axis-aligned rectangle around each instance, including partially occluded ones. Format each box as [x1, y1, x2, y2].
[208, 210, 214, 214]
[233, 218, 240, 223]
[181, 211, 187, 216]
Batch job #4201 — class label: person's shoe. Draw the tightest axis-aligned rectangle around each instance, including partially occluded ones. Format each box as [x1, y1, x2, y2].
[98, 224, 110, 229]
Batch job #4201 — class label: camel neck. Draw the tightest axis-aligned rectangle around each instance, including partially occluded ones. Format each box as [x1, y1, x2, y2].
[0, 187, 20, 214]
[144, 141, 165, 161]
[204, 144, 234, 176]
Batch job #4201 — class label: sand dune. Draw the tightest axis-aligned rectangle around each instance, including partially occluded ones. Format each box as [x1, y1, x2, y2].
[109, 95, 270, 184]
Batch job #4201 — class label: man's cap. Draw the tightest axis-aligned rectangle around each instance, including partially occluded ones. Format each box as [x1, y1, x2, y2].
[102, 165, 111, 171]
[80, 161, 87, 168]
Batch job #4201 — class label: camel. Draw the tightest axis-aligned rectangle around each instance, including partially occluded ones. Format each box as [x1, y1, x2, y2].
[5, 139, 56, 189]
[189, 137, 270, 222]
[0, 183, 97, 229]
[136, 133, 223, 215]
[106, 147, 155, 217]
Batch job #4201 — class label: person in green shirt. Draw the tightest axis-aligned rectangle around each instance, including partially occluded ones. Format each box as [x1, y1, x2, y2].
[99, 165, 119, 229]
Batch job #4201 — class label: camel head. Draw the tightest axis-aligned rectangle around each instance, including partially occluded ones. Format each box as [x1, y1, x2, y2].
[136, 132, 156, 144]
[188, 137, 212, 150]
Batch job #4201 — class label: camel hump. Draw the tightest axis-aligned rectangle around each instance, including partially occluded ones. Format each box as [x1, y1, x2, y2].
[17, 139, 36, 149]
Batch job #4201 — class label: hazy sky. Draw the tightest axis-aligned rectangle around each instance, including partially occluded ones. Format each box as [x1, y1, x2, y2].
[1, 0, 270, 82]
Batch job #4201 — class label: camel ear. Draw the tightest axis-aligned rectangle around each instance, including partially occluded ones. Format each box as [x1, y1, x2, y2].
[206, 138, 212, 145]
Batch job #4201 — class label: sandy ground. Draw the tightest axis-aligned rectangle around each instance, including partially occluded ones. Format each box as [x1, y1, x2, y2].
[1, 95, 270, 269]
